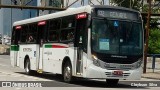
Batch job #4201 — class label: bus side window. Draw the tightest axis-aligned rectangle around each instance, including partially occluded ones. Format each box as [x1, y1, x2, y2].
[48, 31, 58, 41]
[47, 19, 60, 42]
[61, 29, 74, 41]
[20, 25, 28, 43]
[27, 35, 34, 42]
[67, 31, 74, 41]
[27, 23, 37, 43]
[60, 15, 75, 42]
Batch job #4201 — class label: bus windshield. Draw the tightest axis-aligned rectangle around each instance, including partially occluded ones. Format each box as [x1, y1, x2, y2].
[91, 18, 143, 55]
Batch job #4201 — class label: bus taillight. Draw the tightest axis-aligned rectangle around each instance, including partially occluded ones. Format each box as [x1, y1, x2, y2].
[76, 13, 87, 19]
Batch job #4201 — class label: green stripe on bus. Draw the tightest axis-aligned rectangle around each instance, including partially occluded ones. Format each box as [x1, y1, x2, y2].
[45, 45, 52, 48]
[11, 45, 19, 51]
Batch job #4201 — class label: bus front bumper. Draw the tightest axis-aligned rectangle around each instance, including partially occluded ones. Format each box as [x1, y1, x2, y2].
[86, 64, 142, 80]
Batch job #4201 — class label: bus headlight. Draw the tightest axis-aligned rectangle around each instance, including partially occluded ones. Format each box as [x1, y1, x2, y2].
[92, 55, 100, 67]
[135, 59, 143, 68]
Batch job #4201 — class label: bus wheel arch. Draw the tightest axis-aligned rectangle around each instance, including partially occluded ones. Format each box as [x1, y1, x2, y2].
[24, 55, 30, 69]
[62, 57, 73, 83]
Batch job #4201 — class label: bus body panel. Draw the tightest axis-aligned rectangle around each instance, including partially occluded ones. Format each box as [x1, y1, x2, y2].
[42, 44, 75, 74]
[10, 51, 17, 67]
[18, 44, 38, 70]
[10, 45, 20, 67]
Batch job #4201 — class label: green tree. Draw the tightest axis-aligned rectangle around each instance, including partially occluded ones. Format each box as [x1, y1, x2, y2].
[148, 28, 160, 54]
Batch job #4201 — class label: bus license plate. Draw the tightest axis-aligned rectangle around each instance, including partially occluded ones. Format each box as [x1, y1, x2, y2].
[113, 70, 123, 76]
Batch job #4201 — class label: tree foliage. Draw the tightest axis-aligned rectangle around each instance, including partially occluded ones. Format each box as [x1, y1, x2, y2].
[148, 28, 160, 54]
[143, 4, 160, 54]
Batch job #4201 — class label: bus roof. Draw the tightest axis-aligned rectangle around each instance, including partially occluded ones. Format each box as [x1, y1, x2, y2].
[13, 5, 139, 26]
[13, 5, 91, 26]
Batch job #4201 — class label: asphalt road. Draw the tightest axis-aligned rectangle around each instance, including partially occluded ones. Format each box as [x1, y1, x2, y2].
[0, 55, 159, 90]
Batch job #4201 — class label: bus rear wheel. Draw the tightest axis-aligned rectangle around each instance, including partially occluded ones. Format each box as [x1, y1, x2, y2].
[106, 79, 119, 86]
[63, 62, 73, 83]
[24, 59, 35, 75]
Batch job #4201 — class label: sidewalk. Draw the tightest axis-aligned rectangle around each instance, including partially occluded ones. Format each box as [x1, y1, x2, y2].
[142, 69, 160, 80]
[141, 57, 160, 80]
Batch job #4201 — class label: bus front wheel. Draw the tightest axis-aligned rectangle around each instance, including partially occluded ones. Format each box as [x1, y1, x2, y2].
[63, 62, 72, 83]
[106, 79, 119, 86]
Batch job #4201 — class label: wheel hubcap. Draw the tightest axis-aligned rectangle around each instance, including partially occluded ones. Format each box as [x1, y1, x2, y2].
[25, 62, 29, 73]
[64, 66, 71, 80]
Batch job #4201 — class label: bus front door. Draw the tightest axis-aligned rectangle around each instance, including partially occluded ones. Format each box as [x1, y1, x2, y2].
[76, 47, 83, 75]
[75, 18, 87, 75]
[37, 23, 46, 72]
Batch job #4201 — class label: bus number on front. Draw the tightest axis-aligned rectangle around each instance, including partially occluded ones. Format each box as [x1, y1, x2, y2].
[98, 10, 105, 17]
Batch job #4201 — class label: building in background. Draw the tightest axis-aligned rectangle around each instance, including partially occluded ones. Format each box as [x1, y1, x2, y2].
[38, 0, 109, 15]
[63, 0, 109, 7]
[22, 0, 38, 19]
[38, 0, 63, 15]
[0, 0, 38, 45]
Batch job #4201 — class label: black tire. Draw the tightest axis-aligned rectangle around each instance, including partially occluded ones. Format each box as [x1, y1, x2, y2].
[24, 59, 36, 75]
[63, 61, 73, 83]
[106, 79, 119, 86]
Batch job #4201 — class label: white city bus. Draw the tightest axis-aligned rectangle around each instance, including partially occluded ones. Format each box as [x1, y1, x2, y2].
[11, 5, 143, 85]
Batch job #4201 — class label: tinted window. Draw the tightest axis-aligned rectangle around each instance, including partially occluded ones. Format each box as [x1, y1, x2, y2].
[20, 25, 28, 43]
[11, 27, 16, 44]
[20, 23, 37, 43]
[61, 29, 74, 41]
[27, 24, 37, 43]
[61, 16, 75, 28]
[60, 16, 76, 42]
[11, 27, 21, 45]
[47, 19, 61, 42]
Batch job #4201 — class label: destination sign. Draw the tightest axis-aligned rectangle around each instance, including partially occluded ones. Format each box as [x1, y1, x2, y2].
[96, 9, 139, 20]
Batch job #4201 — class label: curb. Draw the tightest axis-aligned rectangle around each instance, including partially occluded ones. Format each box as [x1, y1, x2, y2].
[141, 76, 160, 80]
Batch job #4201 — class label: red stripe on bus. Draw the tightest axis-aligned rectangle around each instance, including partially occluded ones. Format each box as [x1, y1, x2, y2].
[52, 45, 68, 48]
